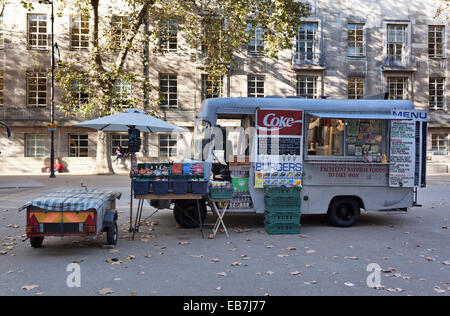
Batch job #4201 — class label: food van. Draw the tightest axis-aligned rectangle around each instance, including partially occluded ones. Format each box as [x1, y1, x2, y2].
[170, 97, 427, 228]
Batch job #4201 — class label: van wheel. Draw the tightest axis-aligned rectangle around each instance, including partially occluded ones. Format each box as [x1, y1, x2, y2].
[174, 201, 207, 228]
[30, 237, 44, 248]
[327, 197, 360, 227]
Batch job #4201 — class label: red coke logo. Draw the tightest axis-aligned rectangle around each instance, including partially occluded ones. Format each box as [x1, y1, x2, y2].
[257, 109, 303, 136]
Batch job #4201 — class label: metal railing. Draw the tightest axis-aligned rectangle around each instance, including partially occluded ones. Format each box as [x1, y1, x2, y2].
[292, 52, 324, 66]
[383, 54, 417, 67]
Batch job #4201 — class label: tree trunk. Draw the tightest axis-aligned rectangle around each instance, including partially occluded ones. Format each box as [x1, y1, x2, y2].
[95, 131, 115, 175]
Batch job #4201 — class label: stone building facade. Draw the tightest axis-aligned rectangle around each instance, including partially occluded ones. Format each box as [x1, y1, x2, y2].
[0, 0, 449, 174]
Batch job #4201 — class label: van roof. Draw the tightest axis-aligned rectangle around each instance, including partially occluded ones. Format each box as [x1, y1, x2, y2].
[197, 97, 415, 122]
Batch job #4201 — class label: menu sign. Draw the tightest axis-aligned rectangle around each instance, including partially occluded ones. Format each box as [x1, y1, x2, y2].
[255, 109, 303, 188]
[389, 110, 428, 188]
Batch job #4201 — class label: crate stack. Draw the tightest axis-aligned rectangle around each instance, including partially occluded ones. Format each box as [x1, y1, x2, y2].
[264, 187, 301, 234]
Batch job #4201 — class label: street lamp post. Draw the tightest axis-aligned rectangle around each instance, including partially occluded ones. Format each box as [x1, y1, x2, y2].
[40, 0, 56, 178]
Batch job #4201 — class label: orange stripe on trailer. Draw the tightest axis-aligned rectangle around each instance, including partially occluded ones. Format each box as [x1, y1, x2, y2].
[29, 212, 94, 223]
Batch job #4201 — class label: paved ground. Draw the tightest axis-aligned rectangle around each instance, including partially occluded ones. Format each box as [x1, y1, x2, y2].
[0, 174, 449, 296]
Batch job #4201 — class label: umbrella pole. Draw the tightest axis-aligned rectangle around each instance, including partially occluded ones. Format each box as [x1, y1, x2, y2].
[129, 153, 133, 235]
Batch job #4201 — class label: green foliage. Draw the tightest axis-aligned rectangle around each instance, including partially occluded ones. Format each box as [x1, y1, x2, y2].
[24, 0, 308, 119]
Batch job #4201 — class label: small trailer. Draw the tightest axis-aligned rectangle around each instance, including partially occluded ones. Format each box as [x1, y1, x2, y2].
[18, 189, 121, 248]
[167, 97, 428, 228]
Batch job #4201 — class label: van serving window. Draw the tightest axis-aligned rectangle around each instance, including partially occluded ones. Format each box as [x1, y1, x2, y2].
[307, 117, 383, 158]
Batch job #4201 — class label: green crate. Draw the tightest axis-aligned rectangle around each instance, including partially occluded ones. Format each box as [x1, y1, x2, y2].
[264, 221, 301, 235]
[264, 210, 300, 224]
[265, 186, 301, 197]
[264, 195, 301, 209]
[209, 189, 233, 200]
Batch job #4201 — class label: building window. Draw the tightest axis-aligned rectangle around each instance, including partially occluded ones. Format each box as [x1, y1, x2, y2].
[387, 24, 407, 62]
[27, 71, 47, 107]
[159, 74, 178, 108]
[201, 74, 222, 101]
[113, 79, 131, 106]
[28, 14, 47, 50]
[428, 26, 444, 58]
[348, 77, 364, 99]
[159, 19, 177, 53]
[348, 24, 365, 57]
[69, 134, 88, 157]
[248, 75, 265, 98]
[70, 79, 89, 106]
[296, 76, 317, 99]
[431, 134, 448, 156]
[25, 134, 46, 157]
[0, 15, 4, 49]
[296, 23, 318, 62]
[111, 15, 130, 49]
[387, 77, 408, 100]
[111, 134, 128, 155]
[159, 134, 177, 158]
[247, 23, 264, 55]
[429, 77, 445, 110]
[0, 70, 3, 106]
[70, 14, 89, 50]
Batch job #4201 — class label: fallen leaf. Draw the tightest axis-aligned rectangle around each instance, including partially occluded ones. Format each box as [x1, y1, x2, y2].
[231, 262, 241, 266]
[266, 271, 274, 275]
[109, 249, 120, 254]
[0, 251, 8, 255]
[290, 271, 301, 276]
[442, 261, 450, 266]
[299, 234, 308, 238]
[144, 254, 152, 258]
[217, 272, 227, 277]
[98, 288, 114, 295]
[210, 258, 220, 263]
[178, 241, 189, 246]
[286, 247, 297, 251]
[216, 286, 222, 291]
[106, 258, 123, 265]
[72, 259, 84, 264]
[277, 254, 289, 258]
[425, 257, 435, 262]
[125, 255, 136, 260]
[344, 282, 355, 287]
[7, 224, 19, 229]
[433, 287, 445, 294]
[266, 245, 274, 248]
[304, 264, 312, 268]
[305, 250, 316, 254]
[344, 256, 359, 260]
[208, 234, 215, 239]
[21, 285, 38, 291]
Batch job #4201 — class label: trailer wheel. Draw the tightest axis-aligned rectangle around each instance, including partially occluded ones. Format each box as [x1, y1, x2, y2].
[327, 197, 360, 227]
[30, 237, 44, 248]
[173, 201, 207, 228]
[106, 221, 118, 246]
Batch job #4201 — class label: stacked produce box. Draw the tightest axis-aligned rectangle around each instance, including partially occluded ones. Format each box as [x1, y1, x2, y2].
[132, 163, 208, 195]
[264, 187, 301, 234]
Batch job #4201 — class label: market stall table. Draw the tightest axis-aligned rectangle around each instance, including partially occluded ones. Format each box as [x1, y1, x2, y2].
[131, 193, 206, 239]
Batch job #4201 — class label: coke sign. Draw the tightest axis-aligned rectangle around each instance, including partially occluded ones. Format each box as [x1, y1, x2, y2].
[257, 109, 303, 136]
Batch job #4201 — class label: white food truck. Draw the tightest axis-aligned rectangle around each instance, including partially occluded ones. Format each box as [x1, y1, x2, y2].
[170, 97, 427, 228]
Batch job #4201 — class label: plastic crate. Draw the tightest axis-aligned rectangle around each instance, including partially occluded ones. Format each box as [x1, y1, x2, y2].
[264, 221, 301, 235]
[170, 179, 189, 194]
[209, 189, 233, 200]
[264, 186, 301, 209]
[132, 180, 151, 195]
[264, 210, 300, 224]
[191, 181, 209, 194]
[151, 181, 169, 194]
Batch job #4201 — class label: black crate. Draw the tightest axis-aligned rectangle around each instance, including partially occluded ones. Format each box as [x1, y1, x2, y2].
[170, 179, 189, 194]
[152, 181, 169, 194]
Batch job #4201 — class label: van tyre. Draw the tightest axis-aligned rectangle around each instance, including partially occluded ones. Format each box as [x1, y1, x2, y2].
[30, 237, 44, 248]
[174, 201, 207, 228]
[327, 197, 360, 227]
[106, 221, 118, 246]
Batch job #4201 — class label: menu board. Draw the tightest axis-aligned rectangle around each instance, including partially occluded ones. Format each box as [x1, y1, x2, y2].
[389, 120, 415, 187]
[389, 110, 428, 188]
[258, 137, 301, 156]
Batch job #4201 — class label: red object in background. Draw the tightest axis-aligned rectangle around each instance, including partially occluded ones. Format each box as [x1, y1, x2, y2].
[257, 109, 303, 136]
[172, 163, 182, 175]
[54, 161, 64, 173]
[191, 164, 204, 176]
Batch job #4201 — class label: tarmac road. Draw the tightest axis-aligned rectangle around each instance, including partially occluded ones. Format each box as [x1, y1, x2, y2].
[0, 174, 448, 296]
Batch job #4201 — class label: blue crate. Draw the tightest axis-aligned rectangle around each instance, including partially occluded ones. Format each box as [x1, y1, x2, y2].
[191, 181, 209, 194]
[170, 179, 189, 194]
[152, 181, 169, 194]
[132, 180, 150, 195]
